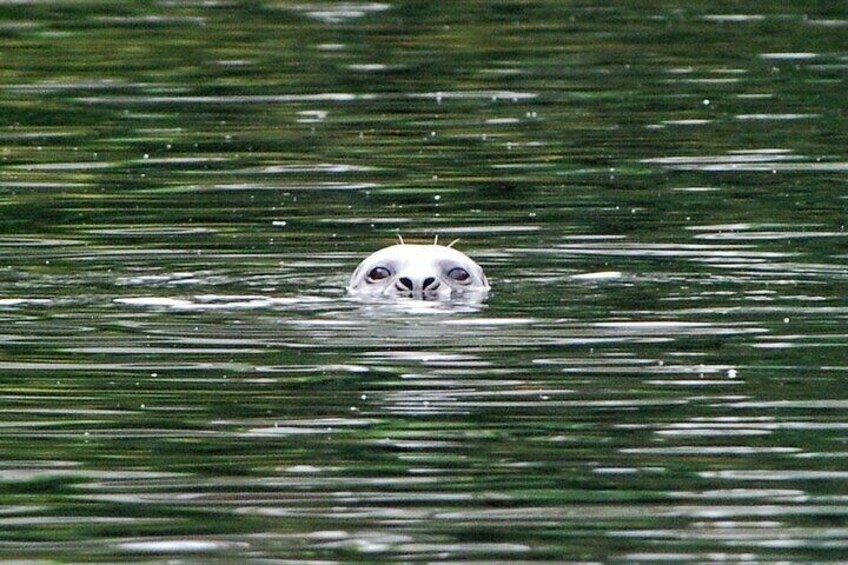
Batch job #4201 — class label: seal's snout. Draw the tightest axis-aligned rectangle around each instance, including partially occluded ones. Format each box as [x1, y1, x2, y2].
[396, 276, 439, 292]
[395, 275, 441, 298]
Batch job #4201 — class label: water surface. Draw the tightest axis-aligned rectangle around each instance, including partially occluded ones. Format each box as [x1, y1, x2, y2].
[1, 1, 847, 562]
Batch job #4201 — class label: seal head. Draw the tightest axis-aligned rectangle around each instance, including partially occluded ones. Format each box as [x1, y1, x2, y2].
[348, 244, 489, 300]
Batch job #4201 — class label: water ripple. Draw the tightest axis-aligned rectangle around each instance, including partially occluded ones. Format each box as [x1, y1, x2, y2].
[643, 151, 848, 172]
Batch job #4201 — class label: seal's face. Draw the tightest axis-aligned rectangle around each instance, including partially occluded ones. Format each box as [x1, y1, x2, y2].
[348, 244, 490, 300]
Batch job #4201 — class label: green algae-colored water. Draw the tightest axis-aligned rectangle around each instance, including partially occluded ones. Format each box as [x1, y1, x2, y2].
[1, 2, 847, 562]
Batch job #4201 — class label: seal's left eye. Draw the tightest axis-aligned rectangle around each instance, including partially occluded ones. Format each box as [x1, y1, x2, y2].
[447, 267, 470, 282]
[367, 266, 391, 281]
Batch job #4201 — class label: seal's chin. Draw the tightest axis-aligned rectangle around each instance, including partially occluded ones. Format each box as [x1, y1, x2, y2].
[349, 287, 489, 312]
[392, 289, 442, 301]
[384, 285, 490, 305]
[376, 283, 443, 301]
[348, 283, 484, 303]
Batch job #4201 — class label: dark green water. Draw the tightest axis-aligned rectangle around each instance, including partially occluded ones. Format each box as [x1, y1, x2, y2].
[1, 1, 847, 562]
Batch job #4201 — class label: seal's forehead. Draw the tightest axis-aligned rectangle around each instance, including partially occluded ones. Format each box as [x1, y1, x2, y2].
[363, 244, 477, 264]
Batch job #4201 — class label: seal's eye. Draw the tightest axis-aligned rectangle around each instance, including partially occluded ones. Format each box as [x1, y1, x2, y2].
[367, 266, 391, 282]
[447, 267, 470, 283]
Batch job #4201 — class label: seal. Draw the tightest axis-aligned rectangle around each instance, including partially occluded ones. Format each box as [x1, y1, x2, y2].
[348, 240, 490, 300]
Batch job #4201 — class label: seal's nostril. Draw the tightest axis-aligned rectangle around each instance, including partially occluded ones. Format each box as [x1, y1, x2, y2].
[423, 277, 437, 289]
[398, 277, 413, 291]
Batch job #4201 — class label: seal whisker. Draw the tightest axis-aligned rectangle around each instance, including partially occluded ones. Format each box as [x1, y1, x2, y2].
[447, 238, 461, 248]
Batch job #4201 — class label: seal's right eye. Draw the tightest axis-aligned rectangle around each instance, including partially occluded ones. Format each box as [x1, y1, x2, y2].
[447, 267, 470, 283]
[367, 266, 391, 282]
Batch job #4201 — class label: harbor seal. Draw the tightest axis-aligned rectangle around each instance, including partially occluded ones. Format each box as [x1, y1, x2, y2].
[348, 241, 490, 300]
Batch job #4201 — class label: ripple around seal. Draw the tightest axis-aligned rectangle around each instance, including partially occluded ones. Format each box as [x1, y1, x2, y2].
[117, 539, 249, 554]
[75, 93, 369, 104]
[11, 161, 117, 171]
[0, 298, 52, 307]
[283, 2, 392, 23]
[114, 295, 331, 310]
[248, 163, 378, 174]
